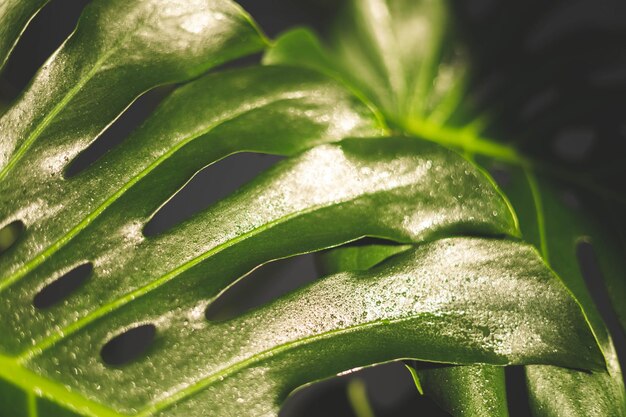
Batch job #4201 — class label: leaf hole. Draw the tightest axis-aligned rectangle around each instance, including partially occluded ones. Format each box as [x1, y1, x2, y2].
[206, 253, 317, 322]
[143, 152, 283, 237]
[100, 324, 156, 367]
[64, 86, 173, 178]
[552, 126, 596, 162]
[33, 263, 92, 310]
[0, 220, 24, 255]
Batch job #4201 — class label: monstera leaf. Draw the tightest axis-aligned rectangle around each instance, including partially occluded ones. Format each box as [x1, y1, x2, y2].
[0, 1, 620, 417]
[267, 0, 626, 416]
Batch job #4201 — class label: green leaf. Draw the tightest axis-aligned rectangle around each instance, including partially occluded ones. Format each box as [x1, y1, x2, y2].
[2, 86, 600, 416]
[272, 2, 626, 416]
[0, 0, 618, 416]
[1, 55, 601, 415]
[3, 11, 577, 410]
[0, 0, 48, 73]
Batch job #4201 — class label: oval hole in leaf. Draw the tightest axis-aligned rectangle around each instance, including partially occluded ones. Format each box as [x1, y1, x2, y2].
[0, 220, 24, 255]
[206, 253, 318, 322]
[144, 152, 283, 237]
[552, 127, 596, 161]
[64, 86, 173, 178]
[100, 324, 156, 367]
[576, 240, 626, 356]
[33, 263, 92, 309]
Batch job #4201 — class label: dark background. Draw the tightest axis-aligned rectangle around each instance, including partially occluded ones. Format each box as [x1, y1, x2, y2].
[1, 1, 625, 416]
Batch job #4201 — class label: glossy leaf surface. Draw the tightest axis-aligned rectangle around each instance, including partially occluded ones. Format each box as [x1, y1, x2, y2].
[3, 118, 605, 415]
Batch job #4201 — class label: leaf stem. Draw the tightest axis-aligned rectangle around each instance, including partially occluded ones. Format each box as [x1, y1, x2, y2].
[404, 119, 525, 165]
